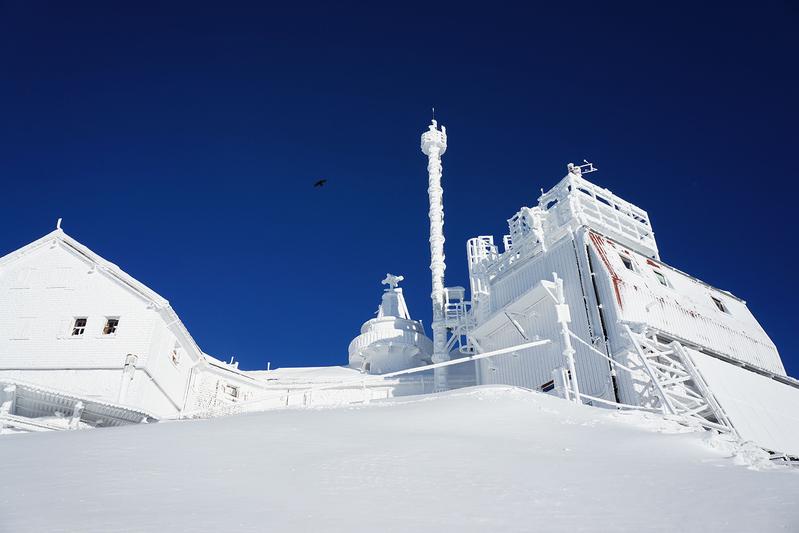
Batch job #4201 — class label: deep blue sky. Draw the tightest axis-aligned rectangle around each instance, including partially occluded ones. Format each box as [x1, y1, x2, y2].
[1, 2, 797, 375]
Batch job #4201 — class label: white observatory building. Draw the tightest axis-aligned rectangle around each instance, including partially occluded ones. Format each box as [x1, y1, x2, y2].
[455, 160, 797, 458]
[348, 274, 432, 374]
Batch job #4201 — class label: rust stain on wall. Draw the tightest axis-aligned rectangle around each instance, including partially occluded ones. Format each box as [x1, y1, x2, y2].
[588, 231, 623, 308]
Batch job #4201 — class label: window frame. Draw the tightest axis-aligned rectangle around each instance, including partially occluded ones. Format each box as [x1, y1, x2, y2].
[71, 317, 88, 337]
[102, 317, 120, 336]
[223, 384, 240, 399]
[653, 270, 669, 287]
[619, 254, 635, 272]
[710, 295, 729, 314]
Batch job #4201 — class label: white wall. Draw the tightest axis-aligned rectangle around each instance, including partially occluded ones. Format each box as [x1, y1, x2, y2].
[0, 239, 186, 417]
[587, 232, 784, 376]
[470, 235, 616, 401]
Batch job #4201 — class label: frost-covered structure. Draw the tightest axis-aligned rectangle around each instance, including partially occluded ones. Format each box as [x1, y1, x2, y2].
[348, 274, 432, 374]
[0, 234, 433, 432]
[0, 229, 280, 428]
[458, 161, 799, 457]
[1, 119, 797, 460]
[466, 162, 784, 386]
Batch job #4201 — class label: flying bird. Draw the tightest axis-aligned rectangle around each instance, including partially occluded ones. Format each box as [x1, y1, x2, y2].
[313, 179, 327, 188]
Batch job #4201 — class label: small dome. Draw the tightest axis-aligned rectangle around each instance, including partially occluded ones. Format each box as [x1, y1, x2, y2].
[348, 275, 433, 374]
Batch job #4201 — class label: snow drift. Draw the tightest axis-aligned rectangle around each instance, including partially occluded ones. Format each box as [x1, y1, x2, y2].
[1, 386, 797, 532]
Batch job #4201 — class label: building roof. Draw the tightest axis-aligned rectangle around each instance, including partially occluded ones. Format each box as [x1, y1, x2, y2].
[1, 378, 158, 426]
[249, 365, 364, 384]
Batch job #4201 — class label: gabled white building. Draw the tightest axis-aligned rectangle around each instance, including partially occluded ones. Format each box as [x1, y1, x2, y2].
[0, 228, 272, 426]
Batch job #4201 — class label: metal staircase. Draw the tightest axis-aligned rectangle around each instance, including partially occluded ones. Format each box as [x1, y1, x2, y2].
[623, 325, 737, 435]
[443, 287, 476, 355]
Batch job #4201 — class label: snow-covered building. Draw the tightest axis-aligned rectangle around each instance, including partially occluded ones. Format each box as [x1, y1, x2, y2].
[1, 119, 797, 460]
[458, 161, 799, 457]
[410, 119, 798, 458]
[0, 228, 279, 428]
[465, 162, 784, 391]
[0, 231, 435, 431]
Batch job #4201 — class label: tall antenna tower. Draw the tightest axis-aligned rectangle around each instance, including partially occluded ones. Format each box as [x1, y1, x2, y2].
[420, 119, 449, 391]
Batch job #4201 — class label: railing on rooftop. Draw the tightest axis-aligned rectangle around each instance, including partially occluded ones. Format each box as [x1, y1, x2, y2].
[541, 174, 658, 259]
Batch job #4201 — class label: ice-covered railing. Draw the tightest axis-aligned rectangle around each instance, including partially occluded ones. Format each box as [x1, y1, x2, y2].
[466, 236, 497, 307]
[178, 339, 555, 419]
[540, 164, 658, 259]
[467, 163, 659, 306]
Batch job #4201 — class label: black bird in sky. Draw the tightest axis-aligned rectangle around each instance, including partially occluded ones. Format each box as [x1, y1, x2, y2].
[313, 179, 327, 188]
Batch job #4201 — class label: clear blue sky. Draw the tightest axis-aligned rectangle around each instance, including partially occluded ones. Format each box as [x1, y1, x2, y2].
[1, 2, 797, 375]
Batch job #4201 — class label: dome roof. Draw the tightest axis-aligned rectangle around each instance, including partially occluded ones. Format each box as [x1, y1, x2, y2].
[348, 275, 433, 374]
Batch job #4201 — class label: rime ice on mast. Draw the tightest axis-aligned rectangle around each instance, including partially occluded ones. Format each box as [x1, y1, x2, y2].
[420, 119, 450, 391]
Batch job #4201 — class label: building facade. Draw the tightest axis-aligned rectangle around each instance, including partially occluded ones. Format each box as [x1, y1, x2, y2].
[0, 229, 277, 425]
[1, 121, 797, 459]
[463, 162, 799, 456]
[0, 230, 432, 432]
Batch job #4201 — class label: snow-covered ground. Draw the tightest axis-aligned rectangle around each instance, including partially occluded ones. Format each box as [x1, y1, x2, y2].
[1, 386, 797, 532]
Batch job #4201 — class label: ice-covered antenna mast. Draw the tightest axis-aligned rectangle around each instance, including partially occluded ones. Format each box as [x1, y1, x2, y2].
[421, 119, 449, 391]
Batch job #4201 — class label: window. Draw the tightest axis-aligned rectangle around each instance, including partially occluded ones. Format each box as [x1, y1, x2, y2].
[171, 342, 181, 366]
[223, 384, 239, 399]
[71, 317, 87, 336]
[103, 318, 119, 335]
[711, 296, 729, 314]
[653, 270, 669, 287]
[619, 254, 634, 271]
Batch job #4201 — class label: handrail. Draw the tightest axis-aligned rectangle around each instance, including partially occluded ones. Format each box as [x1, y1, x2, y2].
[173, 339, 553, 420]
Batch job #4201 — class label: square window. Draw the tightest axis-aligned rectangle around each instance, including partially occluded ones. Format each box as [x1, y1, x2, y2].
[71, 317, 87, 336]
[619, 255, 634, 271]
[711, 296, 729, 314]
[223, 384, 239, 398]
[103, 318, 119, 335]
[653, 270, 668, 287]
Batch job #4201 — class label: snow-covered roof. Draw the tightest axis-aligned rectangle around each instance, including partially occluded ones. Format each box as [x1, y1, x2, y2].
[684, 347, 799, 456]
[0, 229, 168, 306]
[249, 365, 364, 384]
